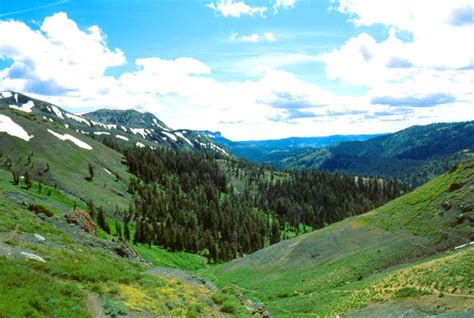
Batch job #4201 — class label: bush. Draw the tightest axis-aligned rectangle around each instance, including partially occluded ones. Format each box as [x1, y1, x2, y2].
[28, 204, 54, 217]
[221, 299, 239, 314]
[103, 297, 128, 316]
[394, 287, 427, 298]
[211, 292, 227, 305]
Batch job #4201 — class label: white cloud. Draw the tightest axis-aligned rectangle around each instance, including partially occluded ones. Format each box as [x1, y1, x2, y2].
[263, 32, 276, 42]
[206, 0, 267, 18]
[0, 12, 125, 95]
[0, 11, 472, 141]
[242, 33, 260, 42]
[274, 0, 297, 12]
[322, 1, 474, 110]
[231, 32, 277, 43]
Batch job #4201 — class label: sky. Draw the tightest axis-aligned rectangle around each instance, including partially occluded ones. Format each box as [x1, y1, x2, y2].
[0, 0, 473, 140]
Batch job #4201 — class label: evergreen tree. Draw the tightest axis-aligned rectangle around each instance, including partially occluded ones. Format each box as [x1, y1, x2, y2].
[97, 207, 110, 234]
[124, 221, 131, 241]
[115, 221, 122, 239]
[86, 163, 94, 182]
[24, 171, 32, 190]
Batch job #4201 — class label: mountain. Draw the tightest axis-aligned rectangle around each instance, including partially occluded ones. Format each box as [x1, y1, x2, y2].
[199, 130, 381, 163]
[206, 122, 474, 187]
[277, 121, 474, 186]
[0, 91, 410, 316]
[204, 158, 474, 317]
[0, 91, 228, 156]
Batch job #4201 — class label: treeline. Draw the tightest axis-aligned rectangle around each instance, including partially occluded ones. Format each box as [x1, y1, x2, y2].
[124, 147, 405, 262]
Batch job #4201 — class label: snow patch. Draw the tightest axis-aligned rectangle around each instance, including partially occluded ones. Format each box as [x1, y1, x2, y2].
[65, 113, 90, 125]
[14, 93, 18, 103]
[115, 135, 129, 141]
[104, 168, 112, 175]
[0, 114, 34, 141]
[130, 128, 147, 138]
[94, 131, 110, 136]
[64, 124, 69, 128]
[51, 106, 64, 119]
[136, 141, 145, 148]
[162, 131, 177, 142]
[0, 91, 12, 98]
[47, 129, 93, 150]
[175, 132, 194, 147]
[9, 100, 35, 113]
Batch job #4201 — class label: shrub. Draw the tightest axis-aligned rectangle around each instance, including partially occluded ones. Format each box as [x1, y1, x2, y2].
[103, 297, 128, 316]
[28, 204, 54, 217]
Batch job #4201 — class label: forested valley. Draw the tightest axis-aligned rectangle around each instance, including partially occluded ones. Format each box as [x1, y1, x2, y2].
[123, 147, 407, 262]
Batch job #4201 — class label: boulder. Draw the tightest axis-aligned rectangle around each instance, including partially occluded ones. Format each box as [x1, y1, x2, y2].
[34, 233, 45, 241]
[21, 251, 46, 262]
[114, 242, 138, 258]
[65, 209, 97, 234]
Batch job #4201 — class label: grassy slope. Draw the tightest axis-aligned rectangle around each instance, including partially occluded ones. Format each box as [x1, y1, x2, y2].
[0, 170, 250, 317]
[203, 160, 474, 317]
[0, 108, 132, 211]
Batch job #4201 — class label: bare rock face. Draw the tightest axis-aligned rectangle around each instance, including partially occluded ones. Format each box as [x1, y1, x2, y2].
[65, 209, 97, 234]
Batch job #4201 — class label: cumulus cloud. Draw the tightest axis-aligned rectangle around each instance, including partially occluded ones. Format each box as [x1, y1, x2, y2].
[206, 0, 267, 18]
[0, 12, 125, 96]
[322, 1, 473, 119]
[0, 11, 471, 140]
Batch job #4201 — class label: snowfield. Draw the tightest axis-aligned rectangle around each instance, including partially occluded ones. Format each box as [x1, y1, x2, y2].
[0, 114, 34, 141]
[9, 100, 35, 113]
[47, 129, 93, 150]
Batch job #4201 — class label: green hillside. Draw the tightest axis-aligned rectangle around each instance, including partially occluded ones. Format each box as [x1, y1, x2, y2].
[204, 159, 474, 317]
[219, 121, 474, 187]
[0, 166, 254, 317]
[0, 107, 133, 211]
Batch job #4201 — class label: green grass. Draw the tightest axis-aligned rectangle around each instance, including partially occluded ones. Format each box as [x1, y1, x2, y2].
[134, 244, 208, 272]
[0, 165, 250, 317]
[0, 258, 89, 318]
[0, 108, 133, 212]
[203, 160, 474, 316]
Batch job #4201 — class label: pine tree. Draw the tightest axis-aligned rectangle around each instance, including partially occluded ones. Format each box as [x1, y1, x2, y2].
[11, 171, 19, 185]
[86, 163, 94, 182]
[115, 221, 122, 238]
[24, 171, 32, 190]
[124, 221, 131, 241]
[97, 207, 110, 234]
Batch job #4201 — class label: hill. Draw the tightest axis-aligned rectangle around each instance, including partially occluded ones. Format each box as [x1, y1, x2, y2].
[209, 122, 474, 187]
[0, 91, 228, 155]
[0, 91, 232, 210]
[199, 130, 381, 163]
[1, 91, 404, 263]
[0, 167, 253, 317]
[204, 159, 474, 316]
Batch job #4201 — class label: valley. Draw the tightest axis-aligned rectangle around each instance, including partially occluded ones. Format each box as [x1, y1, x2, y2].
[0, 92, 473, 317]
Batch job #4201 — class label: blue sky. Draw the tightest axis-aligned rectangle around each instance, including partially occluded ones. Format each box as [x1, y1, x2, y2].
[0, 0, 472, 140]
